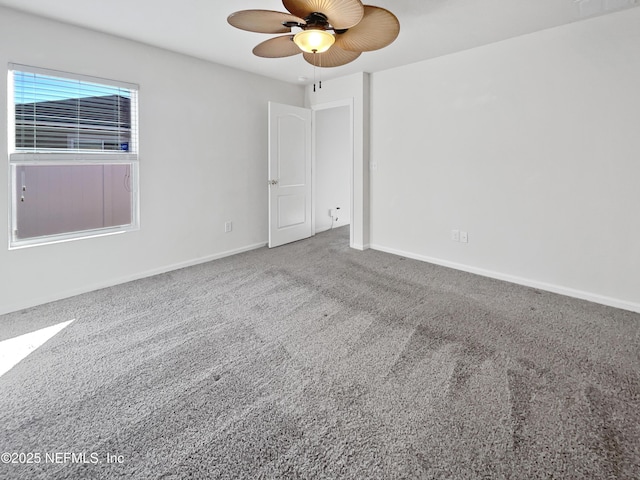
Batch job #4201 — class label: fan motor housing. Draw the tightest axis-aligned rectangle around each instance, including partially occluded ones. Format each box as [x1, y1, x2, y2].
[283, 12, 331, 31]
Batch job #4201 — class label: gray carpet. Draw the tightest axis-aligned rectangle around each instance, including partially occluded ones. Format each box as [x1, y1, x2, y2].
[1, 226, 639, 479]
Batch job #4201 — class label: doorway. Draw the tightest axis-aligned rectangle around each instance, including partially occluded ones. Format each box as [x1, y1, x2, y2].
[268, 100, 354, 248]
[312, 100, 354, 245]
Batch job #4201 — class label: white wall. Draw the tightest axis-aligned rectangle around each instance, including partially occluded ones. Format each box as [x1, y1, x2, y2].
[370, 8, 640, 312]
[0, 7, 304, 315]
[314, 106, 351, 232]
[306, 73, 370, 249]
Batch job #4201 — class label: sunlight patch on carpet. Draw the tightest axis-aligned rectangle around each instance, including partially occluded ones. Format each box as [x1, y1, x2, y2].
[0, 320, 74, 377]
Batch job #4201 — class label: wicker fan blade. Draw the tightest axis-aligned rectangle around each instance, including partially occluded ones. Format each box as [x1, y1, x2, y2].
[283, 0, 364, 30]
[334, 6, 400, 52]
[253, 35, 302, 58]
[303, 46, 361, 67]
[228, 10, 305, 34]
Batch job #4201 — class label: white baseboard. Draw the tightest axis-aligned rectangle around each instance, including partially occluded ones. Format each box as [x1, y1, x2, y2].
[370, 244, 640, 314]
[0, 242, 267, 316]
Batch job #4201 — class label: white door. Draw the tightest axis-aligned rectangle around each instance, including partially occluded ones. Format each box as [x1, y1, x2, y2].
[268, 102, 312, 248]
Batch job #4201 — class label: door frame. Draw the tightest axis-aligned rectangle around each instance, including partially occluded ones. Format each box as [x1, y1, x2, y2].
[311, 98, 355, 248]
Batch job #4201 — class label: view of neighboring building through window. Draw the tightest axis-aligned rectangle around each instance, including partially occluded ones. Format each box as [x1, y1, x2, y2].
[8, 65, 139, 248]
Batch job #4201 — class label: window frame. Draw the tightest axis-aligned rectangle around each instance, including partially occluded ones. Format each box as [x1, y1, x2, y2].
[7, 64, 140, 249]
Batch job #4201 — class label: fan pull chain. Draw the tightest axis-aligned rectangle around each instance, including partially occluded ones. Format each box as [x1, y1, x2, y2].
[312, 50, 323, 93]
[313, 50, 317, 92]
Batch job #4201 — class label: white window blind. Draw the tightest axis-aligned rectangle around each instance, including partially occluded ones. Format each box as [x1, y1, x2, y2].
[10, 65, 138, 155]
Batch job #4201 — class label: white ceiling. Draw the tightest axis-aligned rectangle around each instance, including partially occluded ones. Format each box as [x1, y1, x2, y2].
[0, 0, 638, 84]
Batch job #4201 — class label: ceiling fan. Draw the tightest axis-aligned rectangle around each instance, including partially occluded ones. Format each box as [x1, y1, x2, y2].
[227, 0, 400, 68]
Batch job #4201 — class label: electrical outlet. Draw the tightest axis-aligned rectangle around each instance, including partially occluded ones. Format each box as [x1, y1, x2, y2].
[451, 229, 460, 242]
[224, 221, 232, 233]
[460, 231, 468, 243]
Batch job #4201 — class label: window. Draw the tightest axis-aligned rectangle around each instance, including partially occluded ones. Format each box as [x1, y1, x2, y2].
[8, 64, 139, 248]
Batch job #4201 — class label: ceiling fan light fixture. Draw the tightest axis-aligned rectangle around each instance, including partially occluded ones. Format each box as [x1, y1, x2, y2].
[228, 2, 399, 68]
[293, 29, 335, 53]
